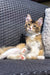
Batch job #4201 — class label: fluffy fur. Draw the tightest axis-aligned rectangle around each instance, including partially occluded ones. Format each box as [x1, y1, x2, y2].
[0, 43, 26, 60]
[25, 14, 45, 59]
[0, 14, 45, 60]
[42, 8, 50, 57]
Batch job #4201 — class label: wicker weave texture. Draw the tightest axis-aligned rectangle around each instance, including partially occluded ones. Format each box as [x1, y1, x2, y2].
[0, 0, 48, 47]
[0, 0, 49, 75]
[0, 59, 50, 75]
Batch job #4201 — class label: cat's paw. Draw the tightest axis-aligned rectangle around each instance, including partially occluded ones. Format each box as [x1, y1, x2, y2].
[26, 53, 37, 59]
[37, 56, 45, 60]
[7, 54, 26, 60]
[21, 48, 27, 55]
[7, 54, 21, 59]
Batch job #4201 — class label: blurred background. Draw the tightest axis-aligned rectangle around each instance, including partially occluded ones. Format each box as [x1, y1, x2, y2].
[32, 0, 50, 7]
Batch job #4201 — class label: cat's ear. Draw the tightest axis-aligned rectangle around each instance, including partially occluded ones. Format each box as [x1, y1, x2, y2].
[25, 14, 32, 22]
[36, 17, 43, 26]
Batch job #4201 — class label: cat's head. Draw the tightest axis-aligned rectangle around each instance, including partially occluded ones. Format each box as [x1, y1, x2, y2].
[25, 14, 43, 34]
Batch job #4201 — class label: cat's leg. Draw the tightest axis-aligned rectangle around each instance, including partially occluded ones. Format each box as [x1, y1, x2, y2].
[0, 43, 25, 55]
[37, 56, 45, 59]
[7, 54, 21, 59]
[7, 54, 26, 60]
[26, 50, 45, 59]
[0, 48, 4, 55]
[3, 46, 14, 52]
[0, 48, 20, 59]
[26, 53, 37, 59]
[7, 47, 27, 60]
[26, 47, 39, 59]
[0, 46, 14, 55]
[16, 43, 26, 49]
[38, 50, 44, 56]
[8, 47, 27, 60]
[37, 50, 45, 59]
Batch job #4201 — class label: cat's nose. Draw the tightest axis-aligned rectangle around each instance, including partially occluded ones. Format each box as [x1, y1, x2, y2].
[30, 27, 31, 30]
[30, 27, 32, 30]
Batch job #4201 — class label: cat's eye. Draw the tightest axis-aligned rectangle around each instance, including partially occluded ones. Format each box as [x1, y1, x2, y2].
[33, 25, 36, 27]
[28, 24, 30, 26]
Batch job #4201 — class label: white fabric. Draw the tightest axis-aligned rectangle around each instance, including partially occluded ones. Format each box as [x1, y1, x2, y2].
[42, 8, 50, 56]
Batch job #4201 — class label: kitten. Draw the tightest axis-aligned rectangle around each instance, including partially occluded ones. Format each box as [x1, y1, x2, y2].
[25, 14, 45, 59]
[0, 14, 45, 60]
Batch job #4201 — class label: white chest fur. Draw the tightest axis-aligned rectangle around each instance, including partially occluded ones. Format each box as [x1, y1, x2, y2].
[26, 33, 40, 39]
[30, 33, 40, 39]
[26, 33, 41, 56]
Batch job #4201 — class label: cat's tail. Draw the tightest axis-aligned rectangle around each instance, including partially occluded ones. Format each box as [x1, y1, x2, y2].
[0, 48, 20, 59]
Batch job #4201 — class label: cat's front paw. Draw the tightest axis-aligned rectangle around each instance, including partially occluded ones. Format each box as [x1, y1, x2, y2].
[37, 56, 45, 60]
[26, 53, 37, 59]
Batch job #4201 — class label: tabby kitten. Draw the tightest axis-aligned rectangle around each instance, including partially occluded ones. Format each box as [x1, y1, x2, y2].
[25, 14, 45, 59]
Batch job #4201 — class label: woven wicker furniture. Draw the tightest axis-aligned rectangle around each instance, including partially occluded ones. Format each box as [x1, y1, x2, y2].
[0, 0, 50, 75]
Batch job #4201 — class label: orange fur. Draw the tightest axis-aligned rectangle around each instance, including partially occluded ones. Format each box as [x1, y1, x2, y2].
[25, 14, 45, 59]
[16, 43, 26, 49]
[0, 46, 14, 55]
[38, 50, 44, 56]
[0, 14, 45, 60]
[0, 43, 25, 55]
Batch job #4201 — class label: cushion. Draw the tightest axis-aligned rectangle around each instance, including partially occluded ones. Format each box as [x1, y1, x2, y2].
[42, 8, 50, 57]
